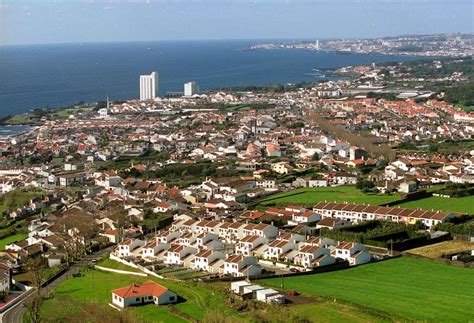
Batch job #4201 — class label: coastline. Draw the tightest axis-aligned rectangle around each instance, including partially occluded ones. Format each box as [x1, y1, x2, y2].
[0, 124, 38, 139]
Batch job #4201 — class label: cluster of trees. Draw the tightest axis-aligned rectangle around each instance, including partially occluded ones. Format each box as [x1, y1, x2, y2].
[437, 183, 474, 198]
[314, 115, 396, 161]
[320, 220, 425, 246]
[392, 57, 473, 80]
[355, 179, 376, 193]
[0, 189, 44, 217]
[366, 92, 399, 101]
[443, 82, 474, 107]
[144, 162, 218, 181]
[433, 215, 474, 236]
[213, 81, 312, 94]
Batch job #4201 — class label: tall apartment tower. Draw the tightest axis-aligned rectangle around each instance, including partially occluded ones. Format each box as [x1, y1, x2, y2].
[184, 81, 199, 96]
[139, 72, 158, 101]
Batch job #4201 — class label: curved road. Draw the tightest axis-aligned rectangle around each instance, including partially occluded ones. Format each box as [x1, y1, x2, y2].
[1, 246, 115, 323]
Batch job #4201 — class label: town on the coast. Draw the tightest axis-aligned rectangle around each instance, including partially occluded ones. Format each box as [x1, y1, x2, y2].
[0, 41, 473, 322]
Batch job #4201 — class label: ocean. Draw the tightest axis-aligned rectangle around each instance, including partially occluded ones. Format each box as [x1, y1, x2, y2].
[0, 125, 35, 138]
[0, 40, 415, 118]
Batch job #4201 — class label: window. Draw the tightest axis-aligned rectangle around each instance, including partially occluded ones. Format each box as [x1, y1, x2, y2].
[136, 298, 140, 301]
[169, 296, 175, 301]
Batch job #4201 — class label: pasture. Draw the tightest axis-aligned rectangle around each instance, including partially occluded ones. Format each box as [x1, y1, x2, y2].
[261, 257, 474, 322]
[257, 186, 401, 208]
[397, 195, 474, 214]
[39, 268, 387, 322]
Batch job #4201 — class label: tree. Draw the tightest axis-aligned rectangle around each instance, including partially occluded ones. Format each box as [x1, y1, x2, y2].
[312, 114, 396, 161]
[25, 292, 43, 323]
[25, 257, 46, 323]
[356, 179, 375, 190]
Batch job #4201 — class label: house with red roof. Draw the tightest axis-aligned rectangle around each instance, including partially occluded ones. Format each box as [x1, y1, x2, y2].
[111, 280, 177, 308]
[289, 210, 320, 225]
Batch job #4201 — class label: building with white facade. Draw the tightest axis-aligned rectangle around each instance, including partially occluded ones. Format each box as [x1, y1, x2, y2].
[184, 81, 199, 96]
[111, 280, 177, 309]
[140, 72, 158, 101]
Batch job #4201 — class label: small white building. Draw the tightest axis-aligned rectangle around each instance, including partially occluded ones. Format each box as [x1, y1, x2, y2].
[255, 288, 285, 304]
[116, 238, 145, 258]
[230, 280, 251, 295]
[111, 280, 177, 309]
[223, 254, 262, 277]
[331, 241, 371, 266]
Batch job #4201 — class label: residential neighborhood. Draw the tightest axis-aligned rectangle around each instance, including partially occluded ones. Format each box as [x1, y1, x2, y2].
[0, 53, 472, 322]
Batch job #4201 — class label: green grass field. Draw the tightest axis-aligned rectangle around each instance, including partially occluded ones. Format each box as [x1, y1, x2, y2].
[0, 189, 44, 215]
[257, 186, 401, 208]
[261, 257, 474, 322]
[40, 268, 243, 322]
[0, 233, 27, 250]
[40, 268, 391, 322]
[5, 114, 36, 125]
[397, 195, 474, 214]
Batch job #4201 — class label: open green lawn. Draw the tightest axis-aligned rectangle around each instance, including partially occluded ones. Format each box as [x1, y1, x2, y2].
[41, 268, 244, 322]
[0, 233, 27, 250]
[97, 258, 142, 273]
[261, 257, 474, 322]
[49, 106, 93, 119]
[5, 114, 36, 125]
[40, 268, 390, 322]
[0, 189, 44, 215]
[257, 186, 401, 208]
[397, 195, 474, 214]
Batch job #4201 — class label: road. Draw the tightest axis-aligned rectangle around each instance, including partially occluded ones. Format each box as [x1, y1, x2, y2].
[1, 246, 115, 323]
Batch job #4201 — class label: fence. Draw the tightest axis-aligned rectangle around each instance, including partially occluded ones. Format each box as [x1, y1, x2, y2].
[94, 265, 147, 277]
[109, 253, 165, 279]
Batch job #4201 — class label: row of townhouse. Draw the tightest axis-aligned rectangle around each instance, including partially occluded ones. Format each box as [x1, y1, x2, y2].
[114, 234, 263, 277]
[312, 202, 457, 228]
[115, 216, 370, 276]
[171, 219, 279, 244]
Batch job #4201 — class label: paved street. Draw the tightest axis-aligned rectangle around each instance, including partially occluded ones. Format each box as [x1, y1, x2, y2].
[1, 246, 114, 323]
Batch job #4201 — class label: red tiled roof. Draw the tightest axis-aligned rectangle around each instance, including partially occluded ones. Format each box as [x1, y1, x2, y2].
[112, 280, 168, 298]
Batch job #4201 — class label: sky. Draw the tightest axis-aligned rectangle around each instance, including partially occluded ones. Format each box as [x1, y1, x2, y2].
[1, 0, 473, 45]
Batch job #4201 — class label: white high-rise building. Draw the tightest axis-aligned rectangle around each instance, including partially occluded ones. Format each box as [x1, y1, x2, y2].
[139, 72, 158, 101]
[184, 81, 199, 96]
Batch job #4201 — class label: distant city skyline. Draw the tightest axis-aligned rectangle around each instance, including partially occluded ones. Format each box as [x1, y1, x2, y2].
[1, 0, 473, 46]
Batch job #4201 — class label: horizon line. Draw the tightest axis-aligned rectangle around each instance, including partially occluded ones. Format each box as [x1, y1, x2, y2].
[2, 32, 472, 47]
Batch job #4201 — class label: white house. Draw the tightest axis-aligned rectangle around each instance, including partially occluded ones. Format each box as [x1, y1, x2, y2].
[0, 263, 10, 293]
[235, 235, 268, 257]
[289, 210, 320, 225]
[331, 241, 371, 266]
[141, 240, 169, 261]
[242, 223, 278, 240]
[223, 254, 262, 277]
[115, 238, 145, 258]
[264, 239, 297, 261]
[164, 245, 197, 267]
[294, 245, 334, 268]
[192, 250, 225, 273]
[111, 281, 177, 309]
